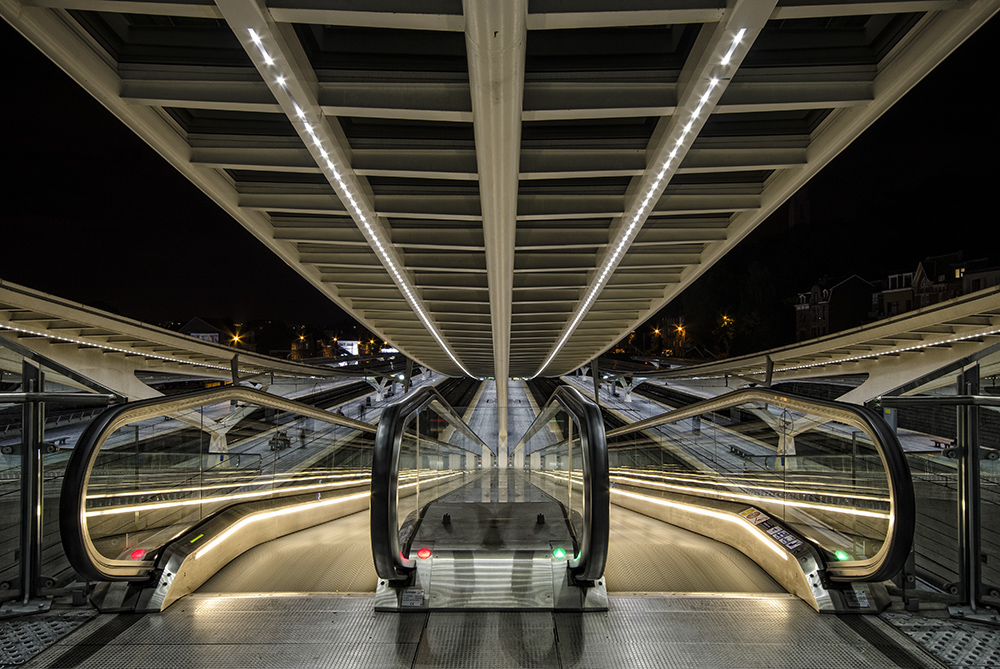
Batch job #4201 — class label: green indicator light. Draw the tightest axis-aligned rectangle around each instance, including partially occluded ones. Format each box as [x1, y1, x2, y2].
[190, 533, 204, 544]
[835, 550, 851, 561]
[553, 548, 566, 559]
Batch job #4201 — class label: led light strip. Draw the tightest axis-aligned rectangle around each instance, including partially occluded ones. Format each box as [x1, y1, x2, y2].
[0, 323, 252, 373]
[685, 326, 1000, 381]
[243, 27, 474, 378]
[534, 29, 748, 377]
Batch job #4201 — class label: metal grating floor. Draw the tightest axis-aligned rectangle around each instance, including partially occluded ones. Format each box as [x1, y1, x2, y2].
[0, 610, 95, 666]
[18, 593, 944, 669]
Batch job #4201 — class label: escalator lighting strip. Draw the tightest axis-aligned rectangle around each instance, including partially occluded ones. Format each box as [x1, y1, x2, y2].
[612, 489, 788, 561]
[190, 534, 204, 544]
[194, 490, 370, 560]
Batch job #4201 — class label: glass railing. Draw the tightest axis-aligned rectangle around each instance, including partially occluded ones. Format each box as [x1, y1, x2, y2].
[878, 392, 1000, 612]
[510, 385, 609, 583]
[604, 387, 914, 582]
[60, 386, 376, 581]
[2, 389, 115, 603]
[370, 387, 489, 582]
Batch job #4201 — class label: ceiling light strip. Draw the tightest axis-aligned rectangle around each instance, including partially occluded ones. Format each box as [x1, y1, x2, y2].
[236, 22, 474, 378]
[534, 28, 749, 377]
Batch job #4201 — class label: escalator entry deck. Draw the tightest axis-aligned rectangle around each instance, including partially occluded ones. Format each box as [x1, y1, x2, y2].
[376, 473, 607, 611]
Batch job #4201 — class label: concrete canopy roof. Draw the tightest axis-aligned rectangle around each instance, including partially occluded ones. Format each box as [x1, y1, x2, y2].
[0, 279, 339, 397]
[4, 0, 998, 386]
[641, 285, 1000, 402]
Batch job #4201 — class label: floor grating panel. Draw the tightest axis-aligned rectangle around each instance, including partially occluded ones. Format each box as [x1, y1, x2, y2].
[0, 610, 96, 666]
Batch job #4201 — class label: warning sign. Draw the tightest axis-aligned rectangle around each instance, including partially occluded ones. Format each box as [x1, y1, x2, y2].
[739, 508, 770, 525]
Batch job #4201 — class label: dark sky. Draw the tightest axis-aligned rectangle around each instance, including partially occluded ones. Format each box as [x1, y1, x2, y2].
[1, 21, 351, 327]
[2, 14, 998, 331]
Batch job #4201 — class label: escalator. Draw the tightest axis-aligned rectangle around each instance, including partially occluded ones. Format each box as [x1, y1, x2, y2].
[58, 378, 914, 615]
[370, 384, 608, 610]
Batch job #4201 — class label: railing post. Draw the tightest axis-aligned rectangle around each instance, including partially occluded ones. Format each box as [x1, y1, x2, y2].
[955, 364, 981, 614]
[19, 359, 45, 605]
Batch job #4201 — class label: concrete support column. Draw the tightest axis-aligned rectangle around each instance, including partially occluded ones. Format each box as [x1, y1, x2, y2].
[530, 451, 541, 471]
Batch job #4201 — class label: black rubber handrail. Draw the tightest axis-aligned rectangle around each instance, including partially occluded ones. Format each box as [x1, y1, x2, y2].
[607, 386, 915, 583]
[370, 386, 491, 583]
[61, 385, 375, 581]
[518, 384, 609, 583]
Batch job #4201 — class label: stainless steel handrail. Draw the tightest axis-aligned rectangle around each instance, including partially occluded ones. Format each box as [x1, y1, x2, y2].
[607, 386, 914, 582]
[61, 385, 375, 581]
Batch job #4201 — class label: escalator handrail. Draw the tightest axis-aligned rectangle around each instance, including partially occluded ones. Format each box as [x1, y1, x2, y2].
[607, 386, 914, 582]
[370, 385, 493, 582]
[61, 385, 375, 581]
[517, 385, 609, 583]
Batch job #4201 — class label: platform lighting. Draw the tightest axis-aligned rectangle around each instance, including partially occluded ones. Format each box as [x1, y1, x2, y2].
[609, 474, 888, 520]
[685, 326, 1000, 381]
[534, 31, 744, 378]
[611, 468, 888, 504]
[243, 28, 474, 379]
[85, 476, 375, 517]
[0, 324, 253, 374]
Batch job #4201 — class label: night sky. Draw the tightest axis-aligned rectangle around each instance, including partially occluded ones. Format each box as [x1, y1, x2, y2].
[2, 14, 997, 333]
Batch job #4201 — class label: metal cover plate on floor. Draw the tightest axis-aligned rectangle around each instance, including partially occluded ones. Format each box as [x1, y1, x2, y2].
[883, 611, 1000, 668]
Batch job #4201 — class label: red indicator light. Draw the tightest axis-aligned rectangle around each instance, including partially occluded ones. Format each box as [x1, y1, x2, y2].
[416, 548, 432, 559]
[129, 548, 146, 560]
